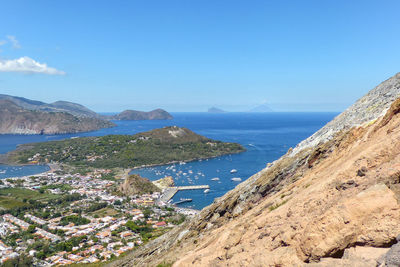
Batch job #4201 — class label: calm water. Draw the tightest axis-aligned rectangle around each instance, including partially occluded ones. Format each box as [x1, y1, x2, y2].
[0, 112, 337, 208]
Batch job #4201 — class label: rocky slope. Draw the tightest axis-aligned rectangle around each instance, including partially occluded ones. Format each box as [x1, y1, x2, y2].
[153, 176, 175, 190]
[0, 99, 115, 134]
[111, 109, 173, 120]
[108, 73, 400, 267]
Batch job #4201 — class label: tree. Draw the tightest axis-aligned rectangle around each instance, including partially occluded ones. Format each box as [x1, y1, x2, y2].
[27, 225, 36, 233]
[2, 254, 33, 267]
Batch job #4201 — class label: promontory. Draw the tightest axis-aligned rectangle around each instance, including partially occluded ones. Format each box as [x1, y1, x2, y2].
[6, 126, 245, 168]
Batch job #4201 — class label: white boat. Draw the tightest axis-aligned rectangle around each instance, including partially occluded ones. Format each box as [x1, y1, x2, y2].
[211, 177, 220, 181]
[231, 177, 242, 182]
[204, 189, 210, 193]
[230, 169, 238, 173]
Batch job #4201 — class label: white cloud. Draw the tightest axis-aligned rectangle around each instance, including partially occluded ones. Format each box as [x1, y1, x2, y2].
[0, 40, 6, 46]
[6, 35, 20, 49]
[0, 56, 65, 75]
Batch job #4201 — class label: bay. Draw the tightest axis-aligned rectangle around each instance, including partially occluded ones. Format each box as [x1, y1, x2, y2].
[0, 112, 337, 208]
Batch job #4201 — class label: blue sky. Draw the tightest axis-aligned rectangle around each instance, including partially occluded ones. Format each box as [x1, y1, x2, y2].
[0, 0, 399, 112]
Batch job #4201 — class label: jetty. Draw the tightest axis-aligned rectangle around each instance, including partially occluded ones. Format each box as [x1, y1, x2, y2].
[174, 198, 192, 205]
[160, 185, 210, 203]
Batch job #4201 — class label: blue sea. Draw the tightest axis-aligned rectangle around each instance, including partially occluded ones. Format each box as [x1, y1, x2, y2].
[0, 112, 337, 209]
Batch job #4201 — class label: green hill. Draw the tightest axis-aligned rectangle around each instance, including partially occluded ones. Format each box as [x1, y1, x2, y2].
[8, 126, 245, 168]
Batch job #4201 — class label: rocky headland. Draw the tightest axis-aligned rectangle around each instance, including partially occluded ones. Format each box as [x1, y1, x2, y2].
[6, 126, 245, 168]
[119, 174, 161, 196]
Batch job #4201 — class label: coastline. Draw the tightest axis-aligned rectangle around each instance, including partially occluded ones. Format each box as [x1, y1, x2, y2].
[130, 149, 246, 171]
[0, 163, 55, 180]
[0, 147, 246, 180]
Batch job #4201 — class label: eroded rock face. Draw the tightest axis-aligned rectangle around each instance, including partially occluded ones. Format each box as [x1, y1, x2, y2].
[108, 73, 400, 267]
[299, 184, 400, 261]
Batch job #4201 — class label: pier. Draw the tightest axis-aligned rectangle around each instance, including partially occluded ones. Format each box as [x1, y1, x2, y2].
[160, 185, 210, 203]
[174, 198, 192, 205]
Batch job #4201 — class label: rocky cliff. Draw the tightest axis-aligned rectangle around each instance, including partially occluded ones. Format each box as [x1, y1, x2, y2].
[108, 73, 400, 267]
[0, 99, 115, 134]
[119, 174, 161, 196]
[111, 109, 173, 120]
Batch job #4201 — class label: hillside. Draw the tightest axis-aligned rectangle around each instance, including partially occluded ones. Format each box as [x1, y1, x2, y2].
[7, 126, 245, 168]
[0, 99, 115, 135]
[0, 94, 102, 118]
[111, 109, 173, 120]
[108, 73, 400, 266]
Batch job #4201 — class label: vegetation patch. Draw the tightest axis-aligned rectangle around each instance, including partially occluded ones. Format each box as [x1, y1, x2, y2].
[0, 187, 61, 206]
[60, 215, 91, 226]
[269, 199, 289, 211]
[89, 207, 119, 217]
[0, 196, 28, 210]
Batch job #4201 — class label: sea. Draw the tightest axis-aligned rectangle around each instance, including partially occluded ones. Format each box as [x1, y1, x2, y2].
[0, 112, 337, 209]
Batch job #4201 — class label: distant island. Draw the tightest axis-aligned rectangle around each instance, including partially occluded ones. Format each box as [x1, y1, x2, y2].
[110, 109, 173, 121]
[6, 126, 245, 168]
[249, 103, 273, 112]
[208, 107, 226, 113]
[0, 99, 115, 135]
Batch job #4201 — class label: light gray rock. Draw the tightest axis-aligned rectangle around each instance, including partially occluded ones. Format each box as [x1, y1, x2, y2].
[380, 242, 400, 267]
[291, 73, 400, 156]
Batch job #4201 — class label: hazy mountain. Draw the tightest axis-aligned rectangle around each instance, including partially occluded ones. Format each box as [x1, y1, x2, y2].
[249, 103, 273, 112]
[208, 107, 226, 113]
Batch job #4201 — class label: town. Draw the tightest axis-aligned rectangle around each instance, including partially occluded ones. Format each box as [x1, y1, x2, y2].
[0, 168, 198, 265]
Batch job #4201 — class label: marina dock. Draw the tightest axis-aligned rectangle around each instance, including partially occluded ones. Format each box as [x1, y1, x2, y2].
[160, 185, 210, 203]
[174, 198, 193, 205]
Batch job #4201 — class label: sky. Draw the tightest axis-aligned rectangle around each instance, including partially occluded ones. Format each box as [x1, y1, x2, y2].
[0, 0, 400, 112]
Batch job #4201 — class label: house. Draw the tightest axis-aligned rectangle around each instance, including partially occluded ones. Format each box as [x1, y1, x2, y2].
[120, 231, 133, 238]
[96, 230, 111, 238]
[154, 221, 167, 228]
